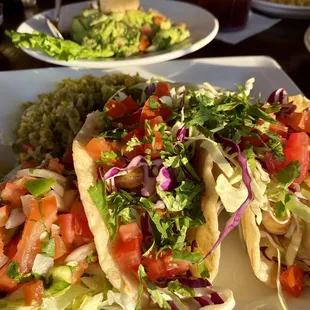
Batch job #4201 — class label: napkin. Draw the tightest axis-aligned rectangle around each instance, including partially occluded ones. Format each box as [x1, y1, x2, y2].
[216, 11, 281, 45]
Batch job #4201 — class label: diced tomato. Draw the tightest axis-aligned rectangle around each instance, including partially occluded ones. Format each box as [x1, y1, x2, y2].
[304, 116, 310, 133]
[269, 121, 288, 138]
[122, 109, 142, 128]
[71, 260, 88, 285]
[264, 152, 286, 174]
[6, 237, 19, 259]
[47, 158, 64, 175]
[23, 280, 44, 306]
[118, 223, 143, 244]
[106, 99, 128, 119]
[156, 82, 170, 98]
[1, 182, 28, 207]
[123, 128, 145, 160]
[22, 144, 35, 153]
[72, 234, 91, 247]
[115, 238, 142, 272]
[62, 147, 73, 164]
[13, 196, 58, 274]
[121, 96, 140, 113]
[0, 263, 18, 293]
[153, 15, 165, 26]
[21, 161, 39, 169]
[53, 234, 67, 259]
[286, 132, 309, 148]
[58, 214, 75, 244]
[139, 37, 150, 52]
[141, 23, 152, 35]
[278, 112, 308, 132]
[284, 146, 309, 184]
[142, 256, 166, 281]
[163, 253, 190, 278]
[70, 202, 93, 238]
[149, 116, 164, 129]
[0, 205, 10, 227]
[280, 265, 304, 297]
[85, 138, 120, 161]
[145, 131, 164, 159]
[142, 251, 190, 281]
[140, 96, 172, 124]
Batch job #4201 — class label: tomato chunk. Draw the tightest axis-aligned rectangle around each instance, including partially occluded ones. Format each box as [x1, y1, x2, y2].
[264, 152, 285, 174]
[106, 100, 128, 119]
[278, 112, 308, 132]
[286, 132, 309, 148]
[47, 158, 64, 175]
[13, 196, 57, 274]
[0, 206, 10, 227]
[280, 265, 304, 297]
[70, 202, 93, 238]
[145, 131, 164, 159]
[139, 37, 150, 52]
[115, 238, 142, 272]
[123, 128, 145, 160]
[71, 260, 88, 284]
[121, 96, 140, 113]
[23, 280, 44, 306]
[156, 82, 170, 98]
[142, 256, 166, 281]
[269, 121, 288, 138]
[53, 234, 67, 259]
[58, 214, 75, 244]
[0, 263, 18, 293]
[118, 223, 143, 244]
[85, 138, 120, 161]
[1, 182, 28, 207]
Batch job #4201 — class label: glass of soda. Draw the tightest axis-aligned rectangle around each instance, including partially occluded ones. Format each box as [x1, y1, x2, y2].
[198, 0, 251, 32]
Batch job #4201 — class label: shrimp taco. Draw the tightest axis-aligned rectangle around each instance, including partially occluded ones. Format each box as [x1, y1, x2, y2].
[73, 80, 236, 309]
[0, 157, 114, 309]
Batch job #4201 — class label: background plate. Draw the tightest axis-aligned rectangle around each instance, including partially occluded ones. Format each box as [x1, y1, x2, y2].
[0, 56, 308, 309]
[252, 0, 310, 18]
[16, 0, 218, 68]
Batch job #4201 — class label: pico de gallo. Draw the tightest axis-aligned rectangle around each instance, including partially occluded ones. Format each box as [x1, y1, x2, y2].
[0, 157, 110, 309]
[86, 81, 235, 309]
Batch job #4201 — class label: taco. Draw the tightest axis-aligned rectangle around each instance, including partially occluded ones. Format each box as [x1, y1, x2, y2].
[0, 157, 112, 309]
[73, 81, 236, 309]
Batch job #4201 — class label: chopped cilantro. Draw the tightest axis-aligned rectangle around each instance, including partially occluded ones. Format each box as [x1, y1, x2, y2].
[149, 97, 160, 110]
[7, 260, 20, 280]
[172, 250, 204, 263]
[274, 201, 287, 219]
[276, 161, 301, 188]
[167, 280, 195, 297]
[42, 237, 55, 257]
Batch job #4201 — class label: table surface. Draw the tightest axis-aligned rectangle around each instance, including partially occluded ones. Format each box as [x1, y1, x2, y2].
[0, 0, 309, 97]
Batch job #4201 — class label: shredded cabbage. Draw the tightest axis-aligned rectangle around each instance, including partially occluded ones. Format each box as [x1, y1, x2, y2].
[276, 249, 290, 310]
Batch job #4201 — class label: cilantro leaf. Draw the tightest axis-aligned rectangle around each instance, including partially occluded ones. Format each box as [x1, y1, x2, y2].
[88, 181, 116, 240]
[274, 201, 287, 219]
[172, 250, 204, 263]
[150, 97, 160, 110]
[24, 178, 56, 197]
[7, 260, 20, 280]
[197, 262, 210, 279]
[137, 265, 171, 310]
[276, 161, 301, 188]
[167, 280, 195, 297]
[42, 237, 55, 257]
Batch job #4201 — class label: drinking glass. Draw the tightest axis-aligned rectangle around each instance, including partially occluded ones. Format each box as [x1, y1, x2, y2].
[198, 0, 251, 31]
[21, 0, 37, 7]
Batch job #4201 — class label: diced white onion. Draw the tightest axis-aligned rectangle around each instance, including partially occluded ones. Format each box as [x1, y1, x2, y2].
[46, 190, 65, 211]
[20, 194, 34, 217]
[63, 189, 78, 211]
[50, 182, 65, 197]
[0, 254, 8, 269]
[65, 242, 96, 263]
[40, 231, 49, 242]
[32, 254, 54, 277]
[51, 224, 60, 233]
[5, 208, 26, 229]
[17, 169, 66, 184]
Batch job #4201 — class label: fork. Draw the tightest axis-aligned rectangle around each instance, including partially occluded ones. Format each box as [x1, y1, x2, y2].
[46, 0, 64, 40]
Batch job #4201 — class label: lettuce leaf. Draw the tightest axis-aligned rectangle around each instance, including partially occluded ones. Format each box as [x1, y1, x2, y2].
[6, 31, 114, 61]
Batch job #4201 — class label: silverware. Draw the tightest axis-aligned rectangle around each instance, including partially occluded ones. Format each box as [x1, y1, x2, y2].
[46, 0, 64, 40]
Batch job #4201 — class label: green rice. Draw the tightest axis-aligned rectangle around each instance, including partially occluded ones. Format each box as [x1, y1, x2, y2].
[15, 73, 145, 162]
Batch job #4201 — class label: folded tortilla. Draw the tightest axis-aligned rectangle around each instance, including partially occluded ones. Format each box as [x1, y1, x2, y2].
[73, 111, 221, 304]
[99, 0, 140, 13]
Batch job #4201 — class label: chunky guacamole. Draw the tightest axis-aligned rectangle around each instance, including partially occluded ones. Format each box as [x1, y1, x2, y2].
[7, 8, 190, 61]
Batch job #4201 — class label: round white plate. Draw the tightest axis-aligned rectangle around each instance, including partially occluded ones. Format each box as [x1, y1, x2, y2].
[252, 0, 310, 18]
[305, 25, 310, 52]
[16, 0, 219, 68]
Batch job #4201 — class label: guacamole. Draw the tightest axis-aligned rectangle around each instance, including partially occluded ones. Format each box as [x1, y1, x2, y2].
[71, 8, 190, 57]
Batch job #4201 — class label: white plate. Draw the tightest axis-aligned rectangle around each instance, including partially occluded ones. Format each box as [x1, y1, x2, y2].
[0, 56, 308, 309]
[252, 0, 310, 18]
[305, 25, 310, 52]
[16, 0, 218, 68]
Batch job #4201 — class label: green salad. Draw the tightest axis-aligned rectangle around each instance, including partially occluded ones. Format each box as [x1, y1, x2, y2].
[7, 8, 190, 61]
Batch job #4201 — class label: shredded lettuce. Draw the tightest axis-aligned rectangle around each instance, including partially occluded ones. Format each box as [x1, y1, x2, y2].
[276, 249, 290, 310]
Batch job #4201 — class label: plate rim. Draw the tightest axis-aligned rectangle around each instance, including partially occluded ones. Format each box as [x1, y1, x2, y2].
[16, 0, 219, 68]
